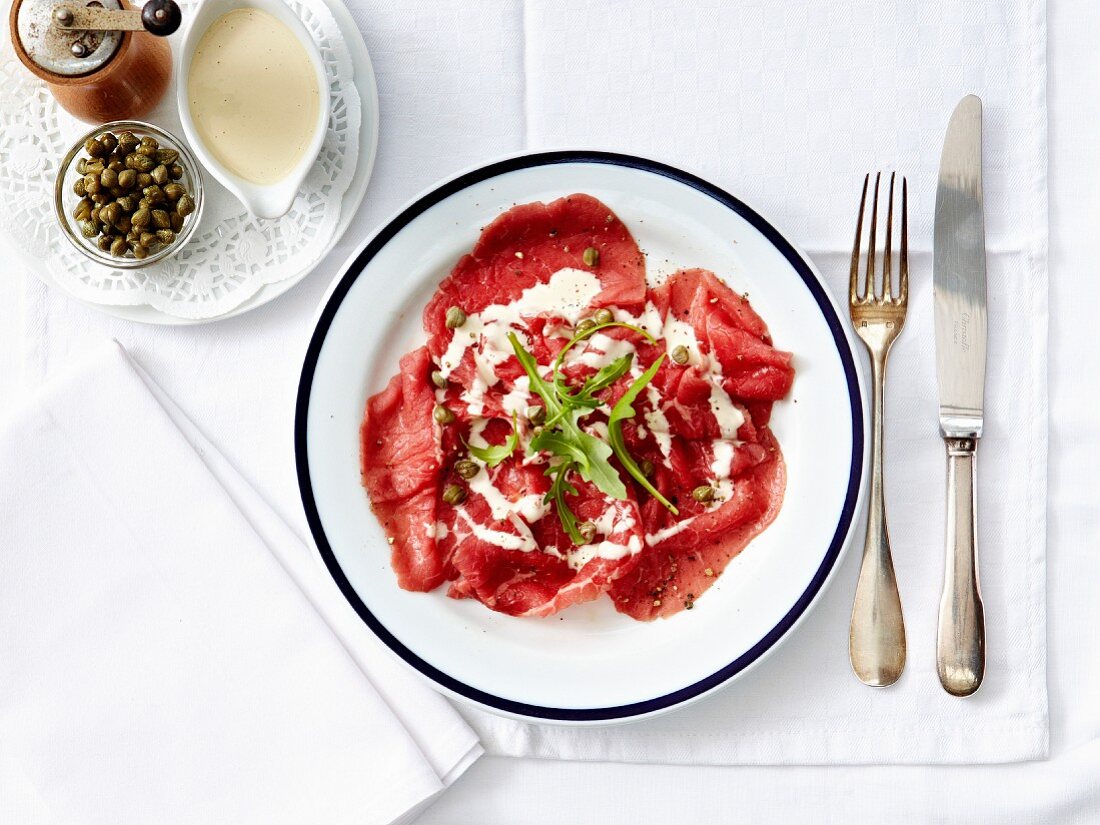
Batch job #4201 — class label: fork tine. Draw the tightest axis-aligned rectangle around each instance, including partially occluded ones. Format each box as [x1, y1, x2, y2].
[850, 174, 869, 302]
[864, 172, 881, 300]
[883, 172, 895, 300]
[899, 177, 909, 304]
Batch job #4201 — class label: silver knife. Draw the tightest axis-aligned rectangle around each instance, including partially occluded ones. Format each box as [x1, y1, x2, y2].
[933, 94, 987, 696]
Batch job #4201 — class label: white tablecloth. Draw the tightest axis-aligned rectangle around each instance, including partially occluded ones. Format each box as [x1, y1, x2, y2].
[1, 0, 1096, 821]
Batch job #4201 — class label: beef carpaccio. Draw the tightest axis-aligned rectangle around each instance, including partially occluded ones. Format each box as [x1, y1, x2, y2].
[361, 194, 794, 620]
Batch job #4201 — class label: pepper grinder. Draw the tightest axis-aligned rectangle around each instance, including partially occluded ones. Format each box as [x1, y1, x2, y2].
[10, 0, 181, 123]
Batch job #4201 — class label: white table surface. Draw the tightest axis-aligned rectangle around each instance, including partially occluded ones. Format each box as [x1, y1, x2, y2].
[2, 1, 1096, 821]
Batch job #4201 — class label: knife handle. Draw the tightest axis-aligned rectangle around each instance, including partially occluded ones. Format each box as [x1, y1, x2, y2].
[937, 437, 986, 696]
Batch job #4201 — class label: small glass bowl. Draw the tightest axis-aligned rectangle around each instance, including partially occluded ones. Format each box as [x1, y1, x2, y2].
[54, 120, 204, 269]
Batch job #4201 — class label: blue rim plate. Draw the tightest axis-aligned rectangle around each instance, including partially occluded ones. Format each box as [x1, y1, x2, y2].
[295, 151, 866, 724]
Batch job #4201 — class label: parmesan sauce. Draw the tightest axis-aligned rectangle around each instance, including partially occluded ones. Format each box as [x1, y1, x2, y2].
[187, 8, 321, 185]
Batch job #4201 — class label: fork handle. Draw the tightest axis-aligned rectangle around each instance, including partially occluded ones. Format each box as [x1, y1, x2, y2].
[849, 352, 906, 686]
[937, 437, 986, 696]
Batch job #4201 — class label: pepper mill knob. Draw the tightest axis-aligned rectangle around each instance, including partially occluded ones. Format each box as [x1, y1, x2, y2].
[141, 0, 181, 36]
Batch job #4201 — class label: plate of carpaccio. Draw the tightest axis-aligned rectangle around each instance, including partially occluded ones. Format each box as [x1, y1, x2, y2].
[296, 152, 866, 723]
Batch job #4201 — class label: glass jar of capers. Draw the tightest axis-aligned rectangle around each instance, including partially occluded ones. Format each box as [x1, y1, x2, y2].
[55, 121, 203, 269]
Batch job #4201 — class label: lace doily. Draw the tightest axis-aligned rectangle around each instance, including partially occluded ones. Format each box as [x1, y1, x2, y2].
[0, 0, 361, 319]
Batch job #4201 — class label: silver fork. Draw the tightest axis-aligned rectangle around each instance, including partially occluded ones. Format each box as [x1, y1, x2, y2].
[848, 172, 908, 687]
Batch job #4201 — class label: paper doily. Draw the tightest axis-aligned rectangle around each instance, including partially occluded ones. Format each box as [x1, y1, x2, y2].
[0, 0, 361, 319]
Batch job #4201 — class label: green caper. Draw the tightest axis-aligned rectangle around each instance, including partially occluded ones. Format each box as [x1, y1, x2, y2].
[83, 173, 99, 193]
[131, 244, 149, 260]
[85, 159, 105, 175]
[73, 198, 93, 221]
[117, 169, 137, 190]
[76, 158, 88, 175]
[77, 219, 97, 239]
[593, 307, 614, 325]
[115, 214, 131, 234]
[91, 191, 109, 205]
[96, 235, 113, 252]
[442, 484, 467, 505]
[433, 404, 456, 425]
[131, 208, 151, 228]
[72, 177, 86, 197]
[89, 206, 101, 224]
[100, 133, 118, 153]
[151, 165, 169, 185]
[582, 246, 600, 267]
[138, 197, 154, 210]
[136, 171, 153, 187]
[176, 195, 195, 217]
[139, 231, 157, 247]
[691, 485, 715, 503]
[84, 138, 106, 158]
[454, 459, 480, 480]
[116, 195, 135, 212]
[671, 345, 690, 365]
[151, 209, 171, 229]
[129, 153, 155, 172]
[526, 404, 546, 425]
[163, 183, 184, 202]
[170, 213, 184, 232]
[445, 306, 467, 329]
[101, 202, 120, 227]
[155, 229, 176, 245]
[99, 168, 118, 189]
[117, 131, 139, 152]
[109, 237, 128, 257]
[155, 148, 180, 165]
[430, 370, 447, 389]
[574, 318, 597, 335]
[107, 159, 124, 172]
[143, 185, 164, 204]
[577, 521, 598, 544]
[168, 163, 184, 180]
[135, 142, 157, 158]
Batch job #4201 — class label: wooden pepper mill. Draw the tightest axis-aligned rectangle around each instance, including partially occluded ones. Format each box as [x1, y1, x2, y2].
[10, 0, 181, 123]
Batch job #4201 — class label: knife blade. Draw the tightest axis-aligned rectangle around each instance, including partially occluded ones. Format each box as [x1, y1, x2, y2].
[933, 94, 987, 697]
[934, 94, 987, 438]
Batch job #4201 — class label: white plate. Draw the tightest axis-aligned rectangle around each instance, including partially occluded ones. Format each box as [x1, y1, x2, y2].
[45, 0, 379, 326]
[296, 152, 867, 724]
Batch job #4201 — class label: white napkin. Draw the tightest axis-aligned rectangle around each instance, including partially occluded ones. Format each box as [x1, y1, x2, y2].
[459, 0, 1048, 765]
[0, 341, 480, 824]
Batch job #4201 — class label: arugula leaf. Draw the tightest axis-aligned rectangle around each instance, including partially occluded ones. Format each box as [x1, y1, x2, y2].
[465, 414, 519, 467]
[607, 355, 679, 514]
[544, 461, 584, 544]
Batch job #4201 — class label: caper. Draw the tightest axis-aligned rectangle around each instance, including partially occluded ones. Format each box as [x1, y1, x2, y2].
[155, 148, 179, 165]
[170, 213, 184, 232]
[155, 229, 176, 245]
[168, 163, 184, 180]
[136, 171, 153, 187]
[131, 208, 151, 228]
[577, 521, 598, 544]
[100, 202, 119, 226]
[163, 183, 184, 202]
[73, 198, 93, 221]
[83, 173, 98, 192]
[76, 158, 88, 175]
[433, 404, 456, 425]
[84, 159, 104, 175]
[107, 159, 124, 172]
[454, 459, 480, 479]
[151, 209, 171, 229]
[96, 235, 113, 252]
[91, 191, 109, 205]
[139, 231, 157, 248]
[98, 168, 117, 189]
[525, 404, 546, 425]
[671, 345, 690, 365]
[84, 138, 106, 157]
[138, 197, 154, 210]
[593, 307, 614, 325]
[143, 185, 164, 204]
[430, 370, 447, 389]
[131, 244, 149, 260]
[100, 133, 118, 153]
[574, 318, 597, 335]
[73, 177, 86, 197]
[582, 246, 600, 267]
[445, 306, 466, 329]
[691, 485, 715, 503]
[135, 142, 157, 158]
[89, 206, 101, 224]
[640, 459, 655, 478]
[115, 214, 131, 234]
[109, 237, 128, 257]
[176, 194, 195, 217]
[77, 219, 97, 239]
[118, 131, 139, 152]
[129, 153, 155, 172]
[116, 195, 135, 212]
[117, 169, 137, 190]
[442, 484, 467, 505]
[151, 164, 169, 185]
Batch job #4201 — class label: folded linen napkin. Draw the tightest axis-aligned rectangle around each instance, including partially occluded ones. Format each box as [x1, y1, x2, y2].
[0, 341, 480, 824]
[458, 0, 1048, 765]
